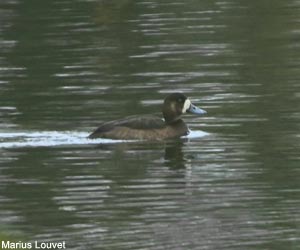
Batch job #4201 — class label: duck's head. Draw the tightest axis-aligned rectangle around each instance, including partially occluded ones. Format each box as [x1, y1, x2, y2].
[162, 93, 206, 124]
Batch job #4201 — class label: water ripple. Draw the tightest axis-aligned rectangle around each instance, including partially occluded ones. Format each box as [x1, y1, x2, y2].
[0, 131, 123, 149]
[0, 130, 208, 149]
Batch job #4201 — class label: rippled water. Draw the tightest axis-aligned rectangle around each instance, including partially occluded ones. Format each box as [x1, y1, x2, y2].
[0, 0, 300, 249]
[0, 130, 208, 148]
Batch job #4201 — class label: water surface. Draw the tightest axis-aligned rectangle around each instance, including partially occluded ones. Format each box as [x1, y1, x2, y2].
[0, 0, 299, 249]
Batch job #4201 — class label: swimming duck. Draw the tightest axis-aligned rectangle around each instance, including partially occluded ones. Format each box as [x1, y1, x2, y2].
[88, 93, 206, 140]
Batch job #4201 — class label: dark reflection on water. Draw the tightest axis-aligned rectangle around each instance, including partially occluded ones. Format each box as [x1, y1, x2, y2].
[0, 0, 300, 249]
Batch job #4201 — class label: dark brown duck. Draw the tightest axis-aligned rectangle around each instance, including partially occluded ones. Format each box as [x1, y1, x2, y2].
[88, 93, 206, 140]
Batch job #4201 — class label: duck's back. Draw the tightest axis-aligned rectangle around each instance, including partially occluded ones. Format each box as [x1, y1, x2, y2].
[88, 115, 188, 140]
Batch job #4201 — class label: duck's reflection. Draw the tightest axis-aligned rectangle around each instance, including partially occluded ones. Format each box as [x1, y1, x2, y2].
[93, 138, 187, 170]
[164, 140, 187, 169]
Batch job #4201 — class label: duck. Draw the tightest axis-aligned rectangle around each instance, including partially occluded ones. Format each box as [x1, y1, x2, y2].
[88, 93, 206, 140]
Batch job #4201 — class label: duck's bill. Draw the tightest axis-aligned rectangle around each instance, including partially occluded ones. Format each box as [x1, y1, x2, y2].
[188, 103, 207, 115]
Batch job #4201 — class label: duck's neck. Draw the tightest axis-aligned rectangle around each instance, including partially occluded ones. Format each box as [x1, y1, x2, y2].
[164, 116, 182, 125]
[162, 109, 180, 124]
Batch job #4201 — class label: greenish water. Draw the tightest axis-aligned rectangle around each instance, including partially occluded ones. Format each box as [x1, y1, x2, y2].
[0, 0, 299, 249]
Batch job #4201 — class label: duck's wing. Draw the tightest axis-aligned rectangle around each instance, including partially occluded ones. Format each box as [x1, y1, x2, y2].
[120, 115, 165, 129]
[89, 115, 165, 138]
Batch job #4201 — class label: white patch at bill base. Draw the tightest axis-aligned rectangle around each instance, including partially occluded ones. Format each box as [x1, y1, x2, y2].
[182, 99, 191, 113]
